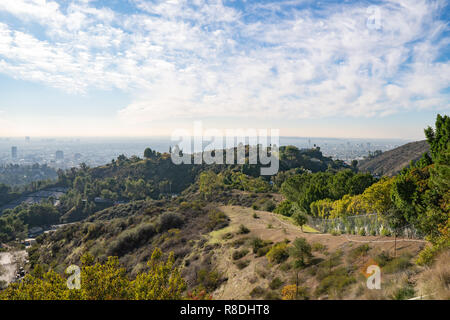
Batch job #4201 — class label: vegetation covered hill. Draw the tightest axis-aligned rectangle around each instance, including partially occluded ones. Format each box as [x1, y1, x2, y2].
[357, 140, 429, 176]
[0, 114, 448, 300]
[0, 145, 347, 242]
[0, 164, 57, 187]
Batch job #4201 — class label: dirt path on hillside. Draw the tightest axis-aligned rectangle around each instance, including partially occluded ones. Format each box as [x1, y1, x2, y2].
[219, 206, 426, 253]
[210, 206, 427, 300]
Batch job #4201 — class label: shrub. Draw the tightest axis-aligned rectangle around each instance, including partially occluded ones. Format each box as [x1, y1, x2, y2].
[256, 246, 271, 257]
[262, 200, 276, 212]
[315, 267, 356, 298]
[256, 268, 268, 279]
[279, 262, 292, 272]
[269, 277, 284, 290]
[206, 209, 229, 231]
[383, 254, 412, 274]
[266, 243, 289, 264]
[0, 248, 186, 300]
[374, 251, 391, 267]
[274, 200, 293, 216]
[238, 224, 250, 234]
[316, 251, 343, 278]
[416, 245, 436, 266]
[108, 223, 156, 256]
[232, 238, 247, 248]
[392, 285, 415, 300]
[281, 284, 309, 300]
[311, 242, 327, 253]
[416, 236, 449, 266]
[264, 291, 281, 300]
[348, 244, 370, 261]
[197, 269, 222, 291]
[222, 232, 234, 240]
[235, 260, 250, 270]
[249, 286, 265, 298]
[251, 237, 272, 254]
[158, 212, 184, 232]
[232, 249, 249, 261]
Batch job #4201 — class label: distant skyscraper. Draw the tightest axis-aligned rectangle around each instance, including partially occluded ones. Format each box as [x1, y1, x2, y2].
[55, 150, 64, 160]
[11, 146, 17, 159]
[25, 136, 30, 142]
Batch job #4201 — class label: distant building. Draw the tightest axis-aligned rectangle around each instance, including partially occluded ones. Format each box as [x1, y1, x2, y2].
[74, 153, 82, 161]
[25, 136, 30, 142]
[11, 146, 17, 159]
[55, 150, 64, 160]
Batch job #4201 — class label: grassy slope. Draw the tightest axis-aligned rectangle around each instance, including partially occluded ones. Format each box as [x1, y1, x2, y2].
[25, 196, 440, 300]
[208, 206, 428, 300]
[357, 140, 429, 176]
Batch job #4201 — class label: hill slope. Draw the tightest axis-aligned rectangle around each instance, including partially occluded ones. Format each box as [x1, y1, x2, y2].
[357, 140, 429, 176]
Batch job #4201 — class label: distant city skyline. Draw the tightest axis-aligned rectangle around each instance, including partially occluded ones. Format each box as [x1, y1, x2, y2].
[0, 136, 410, 171]
[0, 0, 449, 139]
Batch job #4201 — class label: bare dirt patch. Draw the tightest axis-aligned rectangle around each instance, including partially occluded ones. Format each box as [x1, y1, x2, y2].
[0, 251, 27, 285]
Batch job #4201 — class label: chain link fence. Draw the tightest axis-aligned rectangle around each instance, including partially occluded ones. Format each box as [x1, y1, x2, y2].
[308, 213, 424, 239]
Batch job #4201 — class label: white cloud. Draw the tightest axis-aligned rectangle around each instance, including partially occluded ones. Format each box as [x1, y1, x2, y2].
[0, 0, 448, 123]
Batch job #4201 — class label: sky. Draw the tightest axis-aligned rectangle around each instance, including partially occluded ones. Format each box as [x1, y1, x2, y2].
[0, 0, 449, 139]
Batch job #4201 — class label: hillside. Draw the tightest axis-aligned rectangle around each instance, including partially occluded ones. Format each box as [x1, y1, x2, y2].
[357, 140, 429, 176]
[210, 206, 429, 300]
[1, 114, 448, 301]
[21, 199, 443, 300]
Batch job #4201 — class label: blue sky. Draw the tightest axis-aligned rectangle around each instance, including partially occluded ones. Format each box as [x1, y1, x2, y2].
[0, 0, 449, 139]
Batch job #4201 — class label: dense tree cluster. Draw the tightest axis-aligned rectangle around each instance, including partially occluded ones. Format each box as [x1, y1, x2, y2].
[278, 114, 449, 264]
[0, 164, 57, 187]
[0, 202, 59, 242]
[280, 169, 376, 214]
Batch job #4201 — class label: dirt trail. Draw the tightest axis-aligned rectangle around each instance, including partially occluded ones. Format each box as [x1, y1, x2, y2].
[210, 206, 426, 300]
[219, 206, 425, 253]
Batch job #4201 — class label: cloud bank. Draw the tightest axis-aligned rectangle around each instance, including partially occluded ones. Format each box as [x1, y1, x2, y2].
[0, 0, 448, 123]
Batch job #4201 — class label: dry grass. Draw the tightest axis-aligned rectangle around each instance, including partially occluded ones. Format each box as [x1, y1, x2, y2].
[416, 249, 450, 300]
[208, 205, 428, 300]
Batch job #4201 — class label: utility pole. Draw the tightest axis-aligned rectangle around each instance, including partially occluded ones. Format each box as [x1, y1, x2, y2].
[394, 232, 397, 258]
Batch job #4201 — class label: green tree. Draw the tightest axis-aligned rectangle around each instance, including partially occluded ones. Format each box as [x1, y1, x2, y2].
[198, 171, 223, 200]
[144, 148, 154, 159]
[274, 200, 293, 216]
[292, 210, 308, 232]
[424, 114, 450, 159]
[289, 238, 312, 299]
[289, 237, 312, 267]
